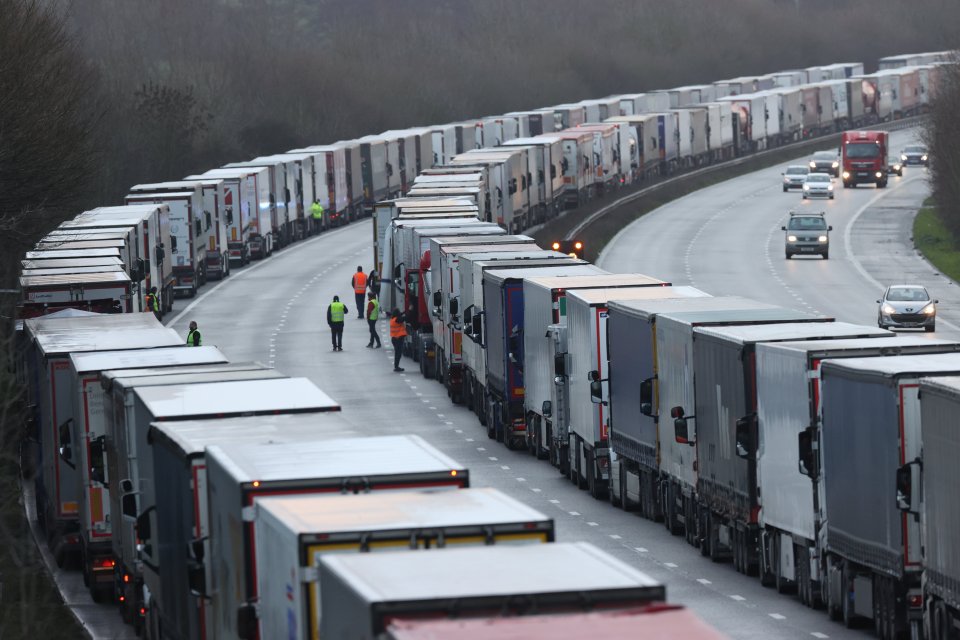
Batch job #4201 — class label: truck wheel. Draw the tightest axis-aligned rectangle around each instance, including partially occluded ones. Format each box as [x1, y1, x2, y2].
[760, 535, 775, 587]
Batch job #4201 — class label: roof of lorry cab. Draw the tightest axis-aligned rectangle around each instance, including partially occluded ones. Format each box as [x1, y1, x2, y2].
[206, 434, 464, 483]
[820, 353, 960, 378]
[694, 321, 888, 344]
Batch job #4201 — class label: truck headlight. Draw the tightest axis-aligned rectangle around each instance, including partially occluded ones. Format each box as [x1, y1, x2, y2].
[901, 154, 908, 161]
[818, 235, 828, 242]
[827, 185, 834, 191]
[809, 161, 816, 168]
[875, 172, 883, 178]
[842, 171, 850, 179]
[832, 161, 839, 168]
[922, 155, 928, 162]
[803, 184, 810, 190]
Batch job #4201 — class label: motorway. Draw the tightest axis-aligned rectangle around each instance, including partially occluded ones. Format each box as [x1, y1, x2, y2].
[58, 127, 945, 639]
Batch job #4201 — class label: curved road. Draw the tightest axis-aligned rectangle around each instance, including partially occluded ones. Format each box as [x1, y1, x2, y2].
[67, 127, 945, 639]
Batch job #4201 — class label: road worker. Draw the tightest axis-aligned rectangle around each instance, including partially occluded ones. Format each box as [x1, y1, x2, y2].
[390, 308, 407, 372]
[366, 292, 382, 348]
[186, 321, 202, 346]
[310, 199, 323, 234]
[144, 287, 161, 320]
[327, 295, 347, 351]
[351, 266, 367, 318]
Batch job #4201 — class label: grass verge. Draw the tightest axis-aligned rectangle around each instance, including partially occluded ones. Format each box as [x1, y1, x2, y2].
[913, 198, 960, 283]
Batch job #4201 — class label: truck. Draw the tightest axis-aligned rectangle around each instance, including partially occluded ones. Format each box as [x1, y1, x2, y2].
[66, 345, 227, 600]
[290, 145, 349, 230]
[572, 286, 748, 501]
[503, 136, 565, 220]
[205, 434, 468, 640]
[372, 197, 478, 277]
[356, 135, 391, 208]
[818, 354, 960, 636]
[840, 130, 888, 188]
[272, 151, 317, 239]
[916, 376, 960, 639]
[125, 185, 208, 297]
[331, 139, 366, 220]
[189, 167, 272, 263]
[429, 236, 539, 389]
[553, 130, 596, 207]
[20, 313, 181, 570]
[224, 158, 300, 248]
[99, 368, 315, 627]
[685, 323, 890, 575]
[385, 605, 729, 640]
[318, 542, 665, 639]
[755, 337, 960, 608]
[254, 488, 552, 640]
[483, 264, 612, 448]
[145, 412, 362, 640]
[182, 178, 232, 280]
[523, 277, 679, 465]
[458, 252, 577, 423]
[18, 271, 133, 318]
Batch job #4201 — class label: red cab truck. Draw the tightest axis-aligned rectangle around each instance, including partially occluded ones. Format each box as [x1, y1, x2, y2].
[841, 130, 888, 189]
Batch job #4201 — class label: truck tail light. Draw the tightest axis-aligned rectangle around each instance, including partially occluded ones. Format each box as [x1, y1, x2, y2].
[908, 593, 923, 609]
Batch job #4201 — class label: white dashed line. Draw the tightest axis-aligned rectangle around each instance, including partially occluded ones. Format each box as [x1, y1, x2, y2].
[730, 595, 746, 601]
[500, 465, 510, 470]
[769, 614, 786, 620]
[811, 633, 829, 639]
[568, 511, 580, 516]
[635, 547, 648, 553]
[465, 438, 474, 442]
[609, 534, 621, 539]
[549, 499, 559, 504]
[586, 522, 598, 527]
[488, 456, 498, 461]
[531, 488, 541, 493]
[476, 447, 485, 451]
[664, 563, 678, 568]
[515, 477, 526, 482]
[697, 578, 712, 585]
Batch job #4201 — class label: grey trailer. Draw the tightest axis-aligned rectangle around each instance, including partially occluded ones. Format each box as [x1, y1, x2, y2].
[319, 542, 665, 639]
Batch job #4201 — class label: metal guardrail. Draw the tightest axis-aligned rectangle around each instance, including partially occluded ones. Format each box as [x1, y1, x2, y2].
[565, 115, 928, 241]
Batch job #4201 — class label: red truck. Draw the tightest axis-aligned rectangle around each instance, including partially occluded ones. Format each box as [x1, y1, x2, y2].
[841, 130, 888, 189]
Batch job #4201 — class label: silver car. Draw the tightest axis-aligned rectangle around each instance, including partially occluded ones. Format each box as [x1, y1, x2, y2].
[783, 212, 830, 259]
[802, 173, 834, 199]
[877, 285, 937, 332]
[782, 165, 809, 191]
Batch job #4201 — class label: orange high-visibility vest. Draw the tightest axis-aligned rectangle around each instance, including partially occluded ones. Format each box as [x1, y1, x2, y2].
[390, 316, 407, 338]
[353, 272, 367, 294]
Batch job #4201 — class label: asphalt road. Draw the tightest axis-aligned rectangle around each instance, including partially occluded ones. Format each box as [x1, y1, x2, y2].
[62, 127, 943, 639]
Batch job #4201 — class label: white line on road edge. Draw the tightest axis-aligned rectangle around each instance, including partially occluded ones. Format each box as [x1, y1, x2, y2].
[842, 176, 960, 332]
[164, 221, 364, 327]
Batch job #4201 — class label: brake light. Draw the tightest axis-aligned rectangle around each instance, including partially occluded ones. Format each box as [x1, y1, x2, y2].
[908, 594, 923, 609]
[450, 470, 458, 477]
[119, 595, 125, 602]
[98, 558, 116, 569]
[123, 573, 130, 583]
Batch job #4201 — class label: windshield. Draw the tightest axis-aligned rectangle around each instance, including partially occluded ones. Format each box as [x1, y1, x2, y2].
[903, 146, 925, 153]
[886, 287, 929, 302]
[786, 167, 808, 175]
[846, 143, 880, 159]
[806, 174, 830, 183]
[813, 152, 836, 160]
[788, 217, 827, 231]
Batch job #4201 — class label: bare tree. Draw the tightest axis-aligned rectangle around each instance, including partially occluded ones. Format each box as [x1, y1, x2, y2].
[924, 61, 960, 241]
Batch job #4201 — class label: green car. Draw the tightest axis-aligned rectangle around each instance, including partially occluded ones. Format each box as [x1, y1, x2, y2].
[783, 212, 831, 259]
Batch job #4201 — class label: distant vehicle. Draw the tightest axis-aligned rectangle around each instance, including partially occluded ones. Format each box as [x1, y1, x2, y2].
[809, 150, 840, 177]
[781, 165, 809, 191]
[783, 211, 831, 259]
[900, 144, 929, 166]
[877, 285, 937, 331]
[841, 130, 888, 189]
[887, 157, 903, 177]
[802, 173, 834, 199]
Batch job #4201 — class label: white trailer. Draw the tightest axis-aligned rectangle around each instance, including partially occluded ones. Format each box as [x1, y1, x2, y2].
[331, 140, 365, 220]
[188, 167, 270, 263]
[427, 124, 458, 166]
[206, 435, 467, 640]
[503, 136, 565, 220]
[292, 144, 350, 228]
[455, 148, 529, 231]
[255, 488, 552, 640]
[356, 135, 391, 209]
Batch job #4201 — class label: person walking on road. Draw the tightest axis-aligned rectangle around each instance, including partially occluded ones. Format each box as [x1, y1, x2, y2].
[366, 292, 382, 348]
[327, 295, 348, 351]
[351, 266, 367, 318]
[186, 321, 202, 347]
[390, 308, 407, 372]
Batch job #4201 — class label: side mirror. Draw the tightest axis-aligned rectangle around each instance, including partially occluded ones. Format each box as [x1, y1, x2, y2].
[781, 225, 786, 231]
[542, 400, 552, 418]
[671, 406, 693, 445]
[934, 299, 940, 304]
[896, 459, 921, 514]
[122, 492, 138, 519]
[225, 208, 234, 226]
[90, 435, 107, 487]
[554, 354, 566, 377]
[471, 313, 482, 340]
[170, 236, 178, 253]
[432, 291, 441, 308]
[639, 378, 653, 416]
[735, 414, 756, 460]
[155, 243, 165, 264]
[828, 226, 833, 231]
[449, 298, 458, 316]
[237, 604, 258, 640]
[798, 426, 817, 478]
[876, 299, 882, 304]
[589, 379, 603, 404]
[188, 562, 207, 598]
[57, 419, 74, 467]
[463, 305, 473, 327]
[393, 263, 402, 280]
[120, 478, 133, 493]
[136, 510, 151, 541]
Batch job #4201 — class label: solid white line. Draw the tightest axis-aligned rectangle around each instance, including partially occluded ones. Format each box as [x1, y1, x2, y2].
[842, 176, 960, 332]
